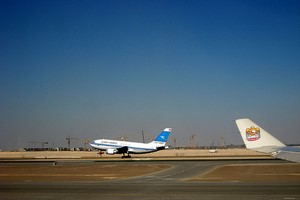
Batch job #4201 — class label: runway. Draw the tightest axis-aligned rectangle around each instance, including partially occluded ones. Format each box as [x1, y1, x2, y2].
[0, 159, 299, 200]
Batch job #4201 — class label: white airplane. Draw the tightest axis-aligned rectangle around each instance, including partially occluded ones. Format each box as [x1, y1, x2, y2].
[90, 128, 172, 158]
[235, 118, 300, 163]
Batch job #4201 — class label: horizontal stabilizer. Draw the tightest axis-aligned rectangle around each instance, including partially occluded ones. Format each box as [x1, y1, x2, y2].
[275, 146, 300, 163]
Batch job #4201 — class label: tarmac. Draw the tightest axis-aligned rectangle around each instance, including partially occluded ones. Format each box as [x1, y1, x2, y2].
[0, 148, 270, 159]
[0, 157, 299, 200]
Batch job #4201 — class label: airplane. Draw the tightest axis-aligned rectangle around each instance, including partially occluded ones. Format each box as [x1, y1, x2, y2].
[235, 118, 300, 163]
[90, 128, 172, 158]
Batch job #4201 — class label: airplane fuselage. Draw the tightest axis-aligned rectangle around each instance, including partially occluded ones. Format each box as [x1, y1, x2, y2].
[90, 139, 166, 154]
[90, 128, 172, 156]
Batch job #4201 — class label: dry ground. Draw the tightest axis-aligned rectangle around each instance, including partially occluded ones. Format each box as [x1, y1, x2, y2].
[189, 163, 300, 183]
[0, 163, 170, 182]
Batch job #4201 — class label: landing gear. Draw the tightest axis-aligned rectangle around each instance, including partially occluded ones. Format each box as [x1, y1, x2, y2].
[121, 153, 131, 158]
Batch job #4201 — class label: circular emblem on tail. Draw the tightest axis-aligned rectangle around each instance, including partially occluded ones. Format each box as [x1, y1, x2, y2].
[246, 126, 261, 141]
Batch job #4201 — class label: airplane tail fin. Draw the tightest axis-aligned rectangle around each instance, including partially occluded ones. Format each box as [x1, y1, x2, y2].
[150, 128, 172, 144]
[235, 118, 285, 153]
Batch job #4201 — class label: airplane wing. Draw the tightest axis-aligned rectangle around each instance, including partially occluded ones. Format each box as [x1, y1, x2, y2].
[116, 146, 128, 154]
[235, 118, 300, 163]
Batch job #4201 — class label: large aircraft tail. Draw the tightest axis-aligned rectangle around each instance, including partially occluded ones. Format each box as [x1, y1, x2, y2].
[235, 118, 285, 153]
[150, 128, 172, 145]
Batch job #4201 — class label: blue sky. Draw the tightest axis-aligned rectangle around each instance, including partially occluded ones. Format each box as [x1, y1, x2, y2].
[1, 0, 300, 149]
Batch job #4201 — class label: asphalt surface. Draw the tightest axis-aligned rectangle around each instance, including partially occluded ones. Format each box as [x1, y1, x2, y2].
[0, 159, 299, 200]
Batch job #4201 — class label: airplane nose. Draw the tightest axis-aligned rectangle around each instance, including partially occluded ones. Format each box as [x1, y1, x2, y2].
[89, 141, 97, 147]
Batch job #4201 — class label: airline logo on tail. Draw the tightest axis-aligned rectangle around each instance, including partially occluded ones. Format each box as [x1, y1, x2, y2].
[246, 126, 261, 141]
[153, 128, 171, 142]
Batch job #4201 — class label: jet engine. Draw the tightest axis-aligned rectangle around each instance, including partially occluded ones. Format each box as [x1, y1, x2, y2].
[106, 148, 117, 155]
